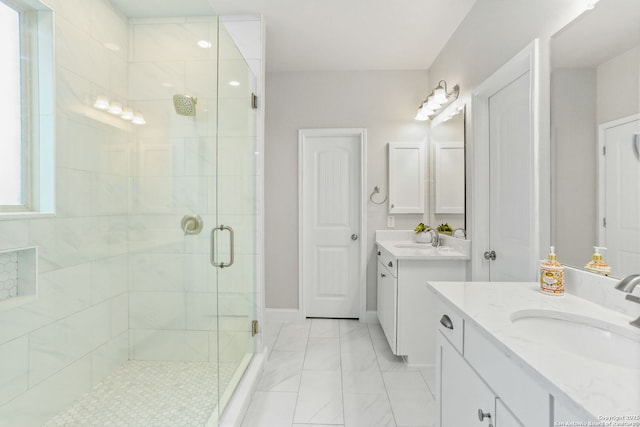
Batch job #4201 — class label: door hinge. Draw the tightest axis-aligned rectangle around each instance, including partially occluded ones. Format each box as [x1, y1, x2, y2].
[251, 320, 259, 337]
[251, 93, 258, 109]
[602, 145, 606, 156]
[603, 217, 607, 228]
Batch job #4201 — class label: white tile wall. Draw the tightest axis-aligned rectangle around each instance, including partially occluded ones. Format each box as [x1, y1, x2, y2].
[0, 0, 131, 424]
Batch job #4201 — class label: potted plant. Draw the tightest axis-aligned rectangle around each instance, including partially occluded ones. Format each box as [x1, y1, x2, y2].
[437, 223, 453, 236]
[414, 222, 431, 243]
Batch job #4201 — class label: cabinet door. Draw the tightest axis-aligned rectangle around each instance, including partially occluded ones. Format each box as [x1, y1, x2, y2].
[388, 142, 425, 214]
[377, 260, 397, 353]
[438, 332, 495, 427]
[496, 398, 523, 427]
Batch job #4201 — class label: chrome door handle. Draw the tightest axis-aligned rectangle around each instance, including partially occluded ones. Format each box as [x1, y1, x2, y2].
[483, 250, 497, 261]
[351, 234, 358, 241]
[210, 225, 235, 269]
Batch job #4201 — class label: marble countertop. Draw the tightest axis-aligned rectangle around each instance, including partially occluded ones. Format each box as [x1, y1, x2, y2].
[427, 281, 640, 420]
[376, 230, 471, 261]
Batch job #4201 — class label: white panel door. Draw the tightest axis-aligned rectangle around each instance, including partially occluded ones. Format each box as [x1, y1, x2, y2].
[301, 129, 363, 318]
[602, 117, 640, 277]
[488, 71, 535, 281]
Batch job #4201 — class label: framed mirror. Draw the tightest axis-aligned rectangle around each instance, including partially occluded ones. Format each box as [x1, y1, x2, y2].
[551, 0, 640, 278]
[429, 106, 466, 230]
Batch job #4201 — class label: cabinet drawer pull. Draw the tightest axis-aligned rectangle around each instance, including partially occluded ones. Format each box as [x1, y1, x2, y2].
[377, 251, 381, 256]
[380, 273, 386, 278]
[440, 314, 454, 330]
[478, 409, 492, 422]
[388, 261, 393, 268]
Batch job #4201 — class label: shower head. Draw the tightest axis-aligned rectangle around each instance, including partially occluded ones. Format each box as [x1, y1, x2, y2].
[173, 94, 197, 116]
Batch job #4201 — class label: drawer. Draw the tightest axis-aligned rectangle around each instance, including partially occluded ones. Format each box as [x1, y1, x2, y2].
[377, 245, 398, 277]
[464, 322, 551, 426]
[436, 299, 464, 354]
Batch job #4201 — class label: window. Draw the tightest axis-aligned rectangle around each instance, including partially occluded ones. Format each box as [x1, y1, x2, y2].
[0, 0, 54, 216]
[0, 1, 24, 208]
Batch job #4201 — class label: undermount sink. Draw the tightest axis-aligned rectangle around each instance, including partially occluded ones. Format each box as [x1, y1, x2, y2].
[510, 309, 640, 370]
[393, 243, 462, 256]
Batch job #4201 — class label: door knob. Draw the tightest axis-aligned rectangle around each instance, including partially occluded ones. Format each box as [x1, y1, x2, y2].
[351, 234, 358, 241]
[483, 250, 497, 261]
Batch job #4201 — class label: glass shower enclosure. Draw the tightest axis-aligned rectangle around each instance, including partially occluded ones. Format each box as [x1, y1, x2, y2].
[127, 18, 258, 424]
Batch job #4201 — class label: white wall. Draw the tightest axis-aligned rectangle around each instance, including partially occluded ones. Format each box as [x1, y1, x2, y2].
[597, 45, 640, 124]
[428, 0, 589, 262]
[265, 70, 430, 310]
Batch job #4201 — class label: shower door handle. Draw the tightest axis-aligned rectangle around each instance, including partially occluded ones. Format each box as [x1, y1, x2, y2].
[210, 225, 235, 269]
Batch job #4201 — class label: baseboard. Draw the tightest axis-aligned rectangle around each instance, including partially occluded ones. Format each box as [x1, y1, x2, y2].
[264, 308, 302, 322]
[362, 310, 379, 324]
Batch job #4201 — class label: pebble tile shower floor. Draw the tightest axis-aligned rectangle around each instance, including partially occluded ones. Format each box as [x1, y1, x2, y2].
[45, 360, 239, 426]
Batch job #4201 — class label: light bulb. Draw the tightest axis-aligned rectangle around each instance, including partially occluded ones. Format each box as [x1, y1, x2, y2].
[132, 112, 146, 125]
[108, 102, 123, 115]
[94, 96, 110, 110]
[120, 108, 134, 121]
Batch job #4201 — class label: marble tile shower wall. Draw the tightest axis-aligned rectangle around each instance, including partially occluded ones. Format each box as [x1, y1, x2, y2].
[0, 1, 130, 426]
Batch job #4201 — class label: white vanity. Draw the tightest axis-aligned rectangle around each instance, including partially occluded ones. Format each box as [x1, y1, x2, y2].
[376, 230, 470, 365]
[429, 281, 640, 426]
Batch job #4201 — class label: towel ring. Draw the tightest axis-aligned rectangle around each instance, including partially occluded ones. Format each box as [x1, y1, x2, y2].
[369, 186, 387, 205]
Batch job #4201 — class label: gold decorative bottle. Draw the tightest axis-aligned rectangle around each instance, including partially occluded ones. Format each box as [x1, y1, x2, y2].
[540, 246, 565, 295]
[584, 246, 612, 276]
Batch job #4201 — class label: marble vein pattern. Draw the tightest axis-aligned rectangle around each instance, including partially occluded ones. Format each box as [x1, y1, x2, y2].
[427, 281, 640, 421]
[242, 319, 437, 427]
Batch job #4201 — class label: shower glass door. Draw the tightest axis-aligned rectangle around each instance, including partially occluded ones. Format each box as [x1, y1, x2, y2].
[128, 15, 257, 425]
[213, 22, 259, 415]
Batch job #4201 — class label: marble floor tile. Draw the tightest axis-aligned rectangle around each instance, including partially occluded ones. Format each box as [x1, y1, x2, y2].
[309, 318, 340, 338]
[273, 321, 310, 352]
[293, 370, 344, 425]
[382, 371, 430, 392]
[292, 425, 343, 427]
[256, 350, 304, 392]
[419, 366, 436, 397]
[241, 391, 297, 427]
[304, 337, 341, 371]
[386, 388, 436, 427]
[342, 367, 386, 394]
[343, 393, 397, 427]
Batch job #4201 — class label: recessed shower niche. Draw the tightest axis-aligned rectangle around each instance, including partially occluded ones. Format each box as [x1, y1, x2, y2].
[0, 247, 37, 309]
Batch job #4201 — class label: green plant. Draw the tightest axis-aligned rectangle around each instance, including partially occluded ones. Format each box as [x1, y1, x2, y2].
[414, 223, 430, 233]
[437, 223, 453, 232]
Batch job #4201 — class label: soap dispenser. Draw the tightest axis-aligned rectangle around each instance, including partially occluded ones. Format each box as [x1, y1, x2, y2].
[540, 246, 565, 295]
[584, 246, 612, 276]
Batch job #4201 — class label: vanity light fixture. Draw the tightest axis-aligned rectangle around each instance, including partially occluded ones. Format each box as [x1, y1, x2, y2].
[585, 0, 599, 10]
[415, 80, 460, 122]
[92, 96, 145, 125]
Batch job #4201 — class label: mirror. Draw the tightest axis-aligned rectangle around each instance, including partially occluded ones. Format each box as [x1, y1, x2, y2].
[551, 0, 640, 278]
[429, 107, 466, 231]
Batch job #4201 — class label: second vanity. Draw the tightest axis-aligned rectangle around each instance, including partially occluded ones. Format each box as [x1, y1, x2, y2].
[376, 230, 470, 365]
[429, 281, 640, 426]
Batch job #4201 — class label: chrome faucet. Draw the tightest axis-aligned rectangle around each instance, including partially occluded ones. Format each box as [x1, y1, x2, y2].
[452, 228, 467, 239]
[615, 274, 640, 328]
[427, 228, 441, 247]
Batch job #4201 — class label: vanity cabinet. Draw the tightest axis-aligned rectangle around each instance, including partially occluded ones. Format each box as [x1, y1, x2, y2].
[376, 245, 467, 364]
[436, 299, 548, 427]
[377, 258, 397, 352]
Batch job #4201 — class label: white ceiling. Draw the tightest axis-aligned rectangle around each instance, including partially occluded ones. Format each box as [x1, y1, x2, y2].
[110, 0, 477, 72]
